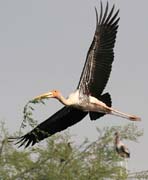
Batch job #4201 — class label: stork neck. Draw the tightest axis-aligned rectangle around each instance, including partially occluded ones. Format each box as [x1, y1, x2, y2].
[56, 94, 72, 106]
[115, 135, 120, 145]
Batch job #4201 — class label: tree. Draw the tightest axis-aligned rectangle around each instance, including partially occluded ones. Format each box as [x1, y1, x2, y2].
[0, 121, 145, 180]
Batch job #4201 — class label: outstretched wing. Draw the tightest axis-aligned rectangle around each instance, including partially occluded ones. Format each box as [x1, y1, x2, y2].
[78, 2, 120, 98]
[16, 107, 87, 148]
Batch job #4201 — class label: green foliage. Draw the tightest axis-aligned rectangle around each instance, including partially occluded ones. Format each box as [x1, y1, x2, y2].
[0, 121, 145, 180]
[128, 170, 148, 180]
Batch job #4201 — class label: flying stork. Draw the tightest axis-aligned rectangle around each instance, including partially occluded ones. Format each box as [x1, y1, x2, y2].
[16, 2, 141, 148]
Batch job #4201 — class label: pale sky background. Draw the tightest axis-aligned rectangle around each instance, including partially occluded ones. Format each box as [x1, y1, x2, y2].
[0, 0, 147, 172]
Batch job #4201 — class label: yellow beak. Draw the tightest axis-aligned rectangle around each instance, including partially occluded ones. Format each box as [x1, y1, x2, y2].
[34, 92, 53, 100]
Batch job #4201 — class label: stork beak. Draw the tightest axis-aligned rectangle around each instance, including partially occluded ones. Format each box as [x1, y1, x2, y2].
[34, 91, 53, 100]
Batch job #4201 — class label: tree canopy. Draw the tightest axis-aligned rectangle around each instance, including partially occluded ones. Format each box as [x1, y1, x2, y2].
[0, 121, 147, 180]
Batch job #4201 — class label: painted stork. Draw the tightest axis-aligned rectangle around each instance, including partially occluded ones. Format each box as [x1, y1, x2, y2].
[114, 132, 130, 158]
[16, 2, 141, 148]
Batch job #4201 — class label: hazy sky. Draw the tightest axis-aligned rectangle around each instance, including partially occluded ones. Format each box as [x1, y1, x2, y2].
[0, 0, 147, 172]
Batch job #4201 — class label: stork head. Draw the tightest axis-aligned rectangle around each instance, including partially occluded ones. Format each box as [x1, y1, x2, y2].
[114, 131, 119, 137]
[34, 90, 61, 100]
[114, 131, 120, 144]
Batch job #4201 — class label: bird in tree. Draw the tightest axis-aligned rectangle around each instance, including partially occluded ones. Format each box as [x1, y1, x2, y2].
[114, 132, 130, 158]
[16, 2, 141, 148]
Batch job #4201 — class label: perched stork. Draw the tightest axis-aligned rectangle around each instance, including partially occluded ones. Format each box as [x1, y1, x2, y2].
[114, 132, 130, 158]
[16, 2, 140, 148]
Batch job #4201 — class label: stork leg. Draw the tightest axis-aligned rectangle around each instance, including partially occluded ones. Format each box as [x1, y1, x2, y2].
[91, 100, 141, 121]
[107, 106, 141, 121]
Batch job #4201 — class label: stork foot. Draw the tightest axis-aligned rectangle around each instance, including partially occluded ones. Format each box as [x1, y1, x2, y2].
[129, 115, 141, 121]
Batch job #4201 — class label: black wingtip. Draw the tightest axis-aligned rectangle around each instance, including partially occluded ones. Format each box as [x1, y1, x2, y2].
[15, 137, 27, 148]
[99, 1, 103, 24]
[98, 2, 120, 26]
[101, 1, 109, 24]
[94, 7, 98, 29]
[108, 8, 120, 26]
[7, 136, 27, 148]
